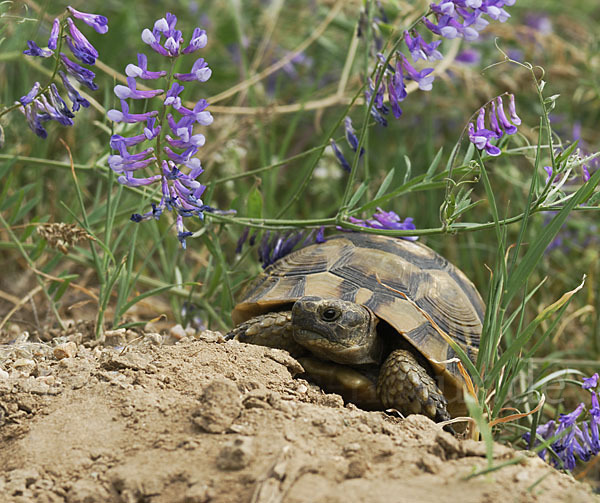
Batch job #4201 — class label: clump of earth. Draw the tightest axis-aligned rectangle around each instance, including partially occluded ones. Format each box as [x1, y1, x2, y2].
[0, 323, 598, 503]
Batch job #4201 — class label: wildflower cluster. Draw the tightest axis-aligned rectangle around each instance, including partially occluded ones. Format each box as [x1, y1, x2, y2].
[361, 1, 517, 125]
[348, 208, 418, 240]
[236, 228, 325, 269]
[18, 6, 108, 138]
[524, 373, 600, 470]
[106, 13, 217, 248]
[330, 117, 362, 173]
[467, 94, 521, 156]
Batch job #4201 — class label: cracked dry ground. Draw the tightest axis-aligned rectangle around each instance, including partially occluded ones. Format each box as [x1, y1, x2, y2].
[0, 329, 598, 503]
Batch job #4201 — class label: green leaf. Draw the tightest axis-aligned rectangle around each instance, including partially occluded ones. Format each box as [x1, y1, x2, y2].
[504, 168, 600, 306]
[247, 186, 263, 219]
[424, 147, 443, 180]
[374, 168, 396, 200]
[347, 182, 368, 209]
[487, 277, 585, 384]
[402, 155, 412, 184]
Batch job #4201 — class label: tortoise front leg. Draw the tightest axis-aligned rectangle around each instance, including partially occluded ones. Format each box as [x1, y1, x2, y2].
[226, 311, 307, 357]
[376, 349, 451, 423]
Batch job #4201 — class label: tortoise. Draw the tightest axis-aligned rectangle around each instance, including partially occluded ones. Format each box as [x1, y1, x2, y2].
[227, 233, 484, 422]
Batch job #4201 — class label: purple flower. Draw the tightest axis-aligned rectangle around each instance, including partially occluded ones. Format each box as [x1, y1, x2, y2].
[48, 83, 75, 121]
[468, 108, 501, 156]
[114, 76, 164, 100]
[525, 374, 600, 470]
[507, 93, 521, 125]
[126, 53, 167, 80]
[118, 173, 162, 187]
[543, 166, 553, 184]
[60, 53, 98, 90]
[107, 100, 159, 123]
[424, 1, 516, 41]
[348, 208, 418, 240]
[468, 94, 520, 156]
[164, 82, 185, 109]
[330, 140, 351, 173]
[583, 373, 599, 390]
[387, 61, 407, 118]
[400, 55, 434, 91]
[365, 78, 389, 127]
[176, 215, 193, 249]
[456, 48, 481, 64]
[344, 117, 363, 154]
[523, 419, 556, 460]
[404, 31, 442, 61]
[583, 165, 591, 182]
[48, 18, 60, 50]
[18, 9, 107, 140]
[257, 230, 325, 269]
[19, 82, 41, 106]
[19, 103, 48, 138]
[67, 6, 109, 34]
[23, 40, 54, 58]
[174, 57, 212, 82]
[495, 96, 518, 134]
[58, 71, 90, 111]
[178, 99, 213, 126]
[109, 13, 228, 247]
[182, 27, 208, 54]
[65, 18, 99, 64]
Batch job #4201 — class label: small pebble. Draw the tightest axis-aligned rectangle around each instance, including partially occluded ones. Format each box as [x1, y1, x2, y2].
[216, 437, 254, 471]
[12, 358, 36, 377]
[170, 324, 187, 340]
[346, 458, 368, 479]
[53, 342, 78, 360]
[193, 378, 242, 433]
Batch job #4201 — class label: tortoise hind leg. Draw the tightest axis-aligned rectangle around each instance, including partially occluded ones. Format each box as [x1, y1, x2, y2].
[226, 311, 306, 357]
[376, 349, 450, 423]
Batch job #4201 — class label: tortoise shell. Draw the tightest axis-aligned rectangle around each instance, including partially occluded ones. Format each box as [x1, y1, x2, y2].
[232, 233, 484, 415]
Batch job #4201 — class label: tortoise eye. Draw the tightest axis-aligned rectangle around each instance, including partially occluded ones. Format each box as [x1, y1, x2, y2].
[321, 307, 340, 322]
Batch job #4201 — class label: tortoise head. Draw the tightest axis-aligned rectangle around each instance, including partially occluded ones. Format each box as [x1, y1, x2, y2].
[291, 296, 381, 365]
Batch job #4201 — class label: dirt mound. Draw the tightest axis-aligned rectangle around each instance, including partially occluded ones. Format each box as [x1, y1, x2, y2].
[0, 329, 597, 503]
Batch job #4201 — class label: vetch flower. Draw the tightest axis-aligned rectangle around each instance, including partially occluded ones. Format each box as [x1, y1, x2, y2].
[424, 0, 515, 41]
[60, 53, 99, 90]
[344, 117, 364, 155]
[107, 100, 159, 123]
[108, 13, 229, 248]
[23, 40, 54, 58]
[348, 208, 418, 240]
[20, 103, 48, 139]
[174, 57, 212, 82]
[126, 53, 167, 80]
[67, 6, 109, 34]
[66, 18, 99, 64]
[17, 7, 107, 139]
[583, 373, 599, 390]
[182, 28, 208, 54]
[524, 374, 600, 470]
[257, 228, 326, 269]
[48, 18, 60, 50]
[404, 31, 442, 62]
[19, 82, 41, 106]
[330, 140, 351, 173]
[468, 94, 520, 156]
[468, 108, 501, 156]
[58, 71, 90, 111]
[114, 77, 164, 100]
